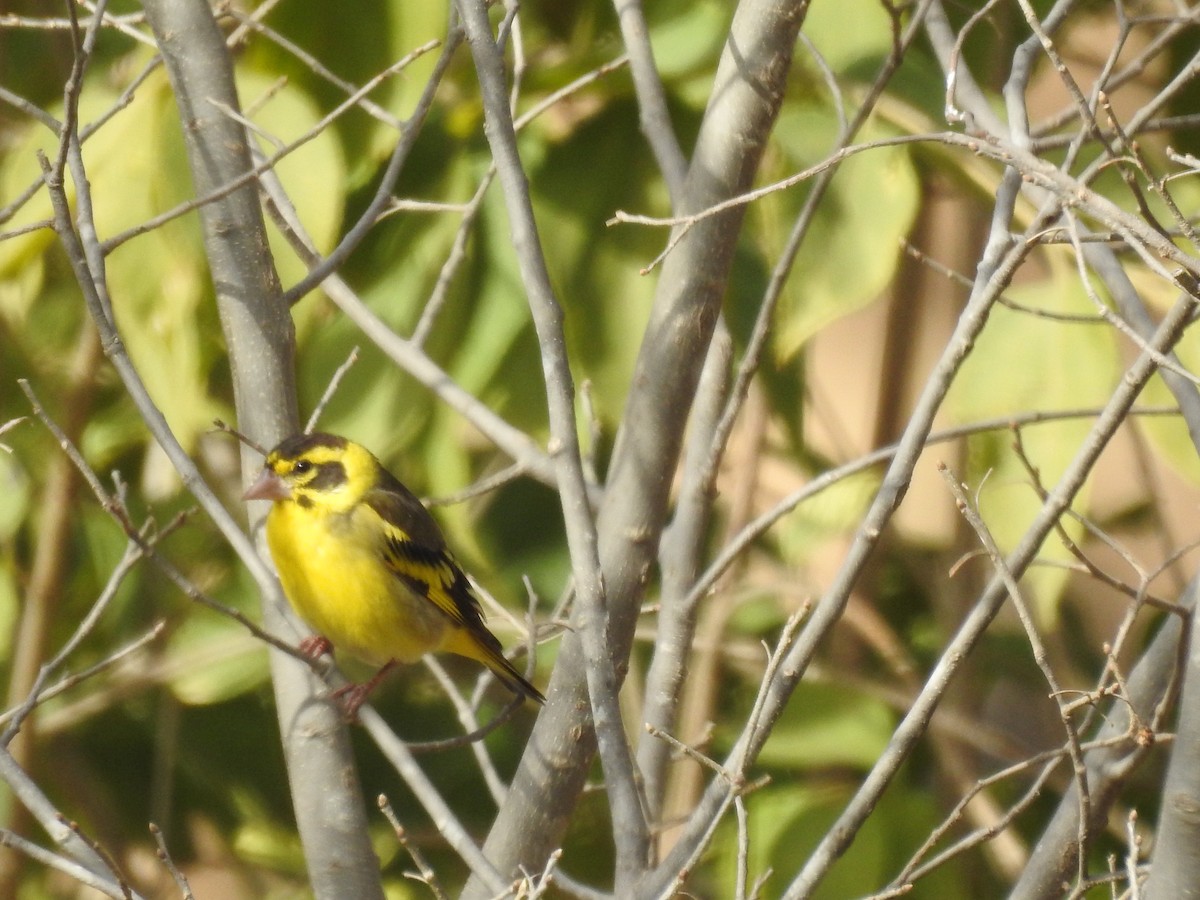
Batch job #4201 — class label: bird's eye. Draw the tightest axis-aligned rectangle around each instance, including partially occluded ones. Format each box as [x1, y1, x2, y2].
[292, 460, 313, 476]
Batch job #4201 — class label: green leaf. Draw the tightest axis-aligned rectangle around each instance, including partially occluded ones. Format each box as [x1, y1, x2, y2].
[646, 0, 732, 81]
[946, 270, 1120, 624]
[704, 776, 972, 898]
[532, 97, 665, 432]
[1136, 244, 1200, 484]
[804, 0, 894, 73]
[449, 189, 536, 397]
[235, 68, 347, 280]
[705, 782, 885, 899]
[0, 452, 31, 542]
[763, 105, 920, 361]
[1141, 367, 1200, 483]
[0, 558, 19, 670]
[167, 618, 269, 706]
[776, 466, 882, 566]
[754, 679, 895, 770]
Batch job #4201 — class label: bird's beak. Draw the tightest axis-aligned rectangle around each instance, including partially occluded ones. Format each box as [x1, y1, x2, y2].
[243, 468, 291, 502]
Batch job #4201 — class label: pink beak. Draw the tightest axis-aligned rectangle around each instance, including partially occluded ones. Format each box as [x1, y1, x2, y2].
[243, 468, 291, 502]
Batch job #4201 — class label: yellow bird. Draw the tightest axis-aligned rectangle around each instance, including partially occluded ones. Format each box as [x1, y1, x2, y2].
[243, 432, 544, 715]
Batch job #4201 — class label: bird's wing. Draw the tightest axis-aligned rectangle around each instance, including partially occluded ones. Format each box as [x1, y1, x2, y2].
[364, 483, 498, 647]
[365, 473, 544, 704]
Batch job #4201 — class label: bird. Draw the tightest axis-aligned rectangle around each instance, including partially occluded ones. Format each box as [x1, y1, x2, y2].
[243, 431, 545, 717]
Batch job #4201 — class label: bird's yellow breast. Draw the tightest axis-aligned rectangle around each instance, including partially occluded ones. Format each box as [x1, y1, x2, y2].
[265, 500, 449, 665]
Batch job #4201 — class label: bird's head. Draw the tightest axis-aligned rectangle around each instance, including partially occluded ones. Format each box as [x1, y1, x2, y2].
[243, 432, 380, 514]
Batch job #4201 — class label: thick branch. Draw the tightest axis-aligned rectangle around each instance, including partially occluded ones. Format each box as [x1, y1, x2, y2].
[456, 0, 648, 890]
[465, 0, 810, 893]
[138, 1, 382, 896]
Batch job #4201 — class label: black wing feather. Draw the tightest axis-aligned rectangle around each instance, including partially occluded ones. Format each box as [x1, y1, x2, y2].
[364, 476, 490, 632]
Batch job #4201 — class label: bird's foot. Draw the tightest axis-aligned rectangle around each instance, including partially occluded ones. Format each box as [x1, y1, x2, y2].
[329, 660, 397, 723]
[299, 635, 333, 660]
[330, 682, 372, 722]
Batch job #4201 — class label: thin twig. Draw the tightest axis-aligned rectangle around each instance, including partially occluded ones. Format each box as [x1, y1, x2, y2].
[305, 346, 361, 434]
[0, 623, 166, 731]
[939, 462, 1093, 888]
[420, 658, 507, 801]
[0, 829, 134, 900]
[359, 707, 509, 894]
[1, 536, 147, 746]
[20, 381, 322, 668]
[149, 823, 195, 900]
[102, 40, 443, 257]
[377, 795, 448, 900]
[210, 419, 268, 457]
[281, 34, 459, 305]
[405, 682, 525, 757]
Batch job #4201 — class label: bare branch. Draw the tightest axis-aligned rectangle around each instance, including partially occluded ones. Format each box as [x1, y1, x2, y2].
[455, 1, 648, 889]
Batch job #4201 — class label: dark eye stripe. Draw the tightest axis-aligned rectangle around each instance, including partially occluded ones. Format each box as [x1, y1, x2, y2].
[306, 460, 347, 491]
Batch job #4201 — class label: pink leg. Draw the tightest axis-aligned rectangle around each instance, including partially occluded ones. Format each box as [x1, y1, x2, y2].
[331, 660, 397, 721]
[299, 635, 334, 659]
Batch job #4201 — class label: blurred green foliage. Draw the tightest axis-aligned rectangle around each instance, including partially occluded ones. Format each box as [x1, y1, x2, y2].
[0, 0, 1193, 896]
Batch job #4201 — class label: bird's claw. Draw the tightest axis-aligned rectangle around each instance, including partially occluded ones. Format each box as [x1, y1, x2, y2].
[328, 660, 396, 723]
[299, 635, 333, 659]
[330, 682, 371, 722]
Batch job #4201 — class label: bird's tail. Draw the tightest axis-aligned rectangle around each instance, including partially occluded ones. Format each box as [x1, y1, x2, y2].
[444, 628, 546, 705]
